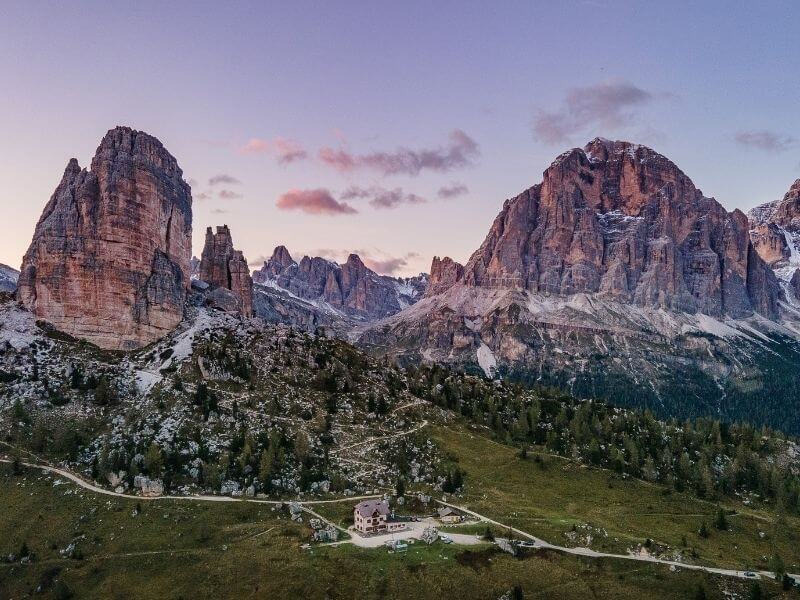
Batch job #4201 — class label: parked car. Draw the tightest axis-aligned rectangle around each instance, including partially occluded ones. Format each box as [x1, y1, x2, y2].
[440, 534, 453, 544]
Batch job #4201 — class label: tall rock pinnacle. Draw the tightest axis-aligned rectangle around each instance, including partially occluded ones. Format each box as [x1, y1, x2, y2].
[199, 225, 254, 316]
[426, 256, 464, 297]
[17, 126, 193, 350]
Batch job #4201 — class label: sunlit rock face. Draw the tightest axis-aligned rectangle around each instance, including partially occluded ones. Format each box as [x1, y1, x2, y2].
[426, 256, 464, 297]
[17, 126, 192, 350]
[455, 138, 780, 318]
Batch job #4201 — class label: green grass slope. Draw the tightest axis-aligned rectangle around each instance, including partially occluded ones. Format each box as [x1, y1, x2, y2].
[1, 464, 788, 599]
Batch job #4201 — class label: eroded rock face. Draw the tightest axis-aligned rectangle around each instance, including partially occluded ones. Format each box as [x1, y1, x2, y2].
[426, 256, 464, 297]
[749, 223, 789, 266]
[452, 139, 780, 318]
[198, 225, 253, 316]
[17, 126, 192, 350]
[252, 247, 426, 320]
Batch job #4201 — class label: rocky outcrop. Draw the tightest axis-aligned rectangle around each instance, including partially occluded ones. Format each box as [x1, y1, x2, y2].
[252, 247, 427, 320]
[17, 126, 192, 350]
[426, 257, 464, 297]
[449, 139, 780, 319]
[749, 223, 789, 266]
[189, 256, 200, 279]
[748, 179, 800, 302]
[198, 225, 253, 316]
[257, 245, 294, 280]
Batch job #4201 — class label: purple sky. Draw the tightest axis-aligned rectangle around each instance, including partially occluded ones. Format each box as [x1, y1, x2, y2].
[1, 1, 799, 276]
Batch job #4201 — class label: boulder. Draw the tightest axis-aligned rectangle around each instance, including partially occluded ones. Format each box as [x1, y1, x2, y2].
[133, 475, 164, 497]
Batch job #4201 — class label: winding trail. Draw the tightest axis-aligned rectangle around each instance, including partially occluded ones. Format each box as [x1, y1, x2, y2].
[0, 457, 379, 507]
[435, 499, 798, 583]
[330, 420, 428, 455]
[2, 456, 798, 584]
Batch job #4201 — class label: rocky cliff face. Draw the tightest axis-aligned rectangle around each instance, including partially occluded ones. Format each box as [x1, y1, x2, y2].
[453, 139, 780, 319]
[252, 247, 427, 320]
[748, 180, 800, 305]
[198, 225, 253, 316]
[17, 126, 192, 350]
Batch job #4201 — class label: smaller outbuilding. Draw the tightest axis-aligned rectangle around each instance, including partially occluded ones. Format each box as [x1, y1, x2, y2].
[437, 506, 463, 524]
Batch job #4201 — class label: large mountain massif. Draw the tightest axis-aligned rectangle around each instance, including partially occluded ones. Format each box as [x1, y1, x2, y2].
[359, 139, 800, 430]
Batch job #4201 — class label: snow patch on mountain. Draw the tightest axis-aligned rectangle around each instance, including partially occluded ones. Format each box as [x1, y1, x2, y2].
[0, 301, 38, 349]
[476, 343, 497, 378]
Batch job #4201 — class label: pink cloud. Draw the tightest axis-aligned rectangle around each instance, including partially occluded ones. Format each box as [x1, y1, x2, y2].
[318, 147, 357, 171]
[240, 138, 270, 153]
[273, 138, 308, 164]
[239, 137, 308, 164]
[276, 188, 357, 216]
[362, 252, 420, 275]
[317, 129, 479, 176]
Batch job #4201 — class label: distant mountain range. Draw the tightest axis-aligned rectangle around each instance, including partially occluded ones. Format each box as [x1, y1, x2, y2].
[251, 246, 427, 324]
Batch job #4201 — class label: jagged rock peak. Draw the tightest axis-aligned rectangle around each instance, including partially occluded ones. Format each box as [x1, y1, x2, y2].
[450, 139, 780, 319]
[199, 225, 253, 316]
[426, 256, 464, 297]
[344, 254, 368, 271]
[271, 245, 295, 267]
[17, 126, 193, 350]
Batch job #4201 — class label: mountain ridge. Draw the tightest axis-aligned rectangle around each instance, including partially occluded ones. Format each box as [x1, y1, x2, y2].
[252, 245, 428, 321]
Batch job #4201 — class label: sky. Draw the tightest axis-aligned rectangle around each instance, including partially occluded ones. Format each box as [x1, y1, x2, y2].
[1, 1, 799, 277]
